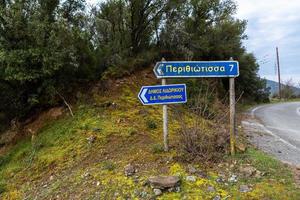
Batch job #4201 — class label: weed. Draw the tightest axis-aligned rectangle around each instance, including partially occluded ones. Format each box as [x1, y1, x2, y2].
[151, 143, 164, 154]
[102, 161, 116, 171]
[146, 119, 157, 130]
[0, 182, 6, 194]
[0, 155, 8, 167]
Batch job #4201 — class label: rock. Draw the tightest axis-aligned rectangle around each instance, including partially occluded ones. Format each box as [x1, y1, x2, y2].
[49, 175, 54, 181]
[207, 186, 215, 192]
[254, 170, 263, 178]
[153, 189, 162, 196]
[216, 177, 225, 183]
[228, 174, 238, 183]
[236, 142, 247, 152]
[196, 170, 208, 178]
[239, 166, 257, 177]
[124, 164, 136, 176]
[175, 186, 181, 192]
[187, 165, 197, 174]
[82, 172, 91, 178]
[213, 195, 221, 200]
[148, 176, 180, 189]
[239, 185, 251, 193]
[186, 176, 196, 182]
[87, 135, 96, 144]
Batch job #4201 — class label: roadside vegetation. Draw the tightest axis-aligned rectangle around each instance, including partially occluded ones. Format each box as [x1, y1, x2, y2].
[0, 69, 299, 199]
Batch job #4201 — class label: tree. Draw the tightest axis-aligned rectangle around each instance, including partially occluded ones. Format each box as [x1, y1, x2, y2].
[0, 0, 93, 124]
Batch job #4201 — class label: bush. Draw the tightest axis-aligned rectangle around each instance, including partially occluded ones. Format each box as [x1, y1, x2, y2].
[151, 143, 164, 154]
[101, 161, 116, 171]
[0, 182, 6, 194]
[177, 126, 229, 162]
[146, 119, 157, 130]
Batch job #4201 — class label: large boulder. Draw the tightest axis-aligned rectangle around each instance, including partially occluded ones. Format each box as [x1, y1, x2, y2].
[148, 176, 180, 189]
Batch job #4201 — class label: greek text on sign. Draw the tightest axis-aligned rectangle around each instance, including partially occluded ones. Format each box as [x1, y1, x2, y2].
[138, 84, 187, 105]
[154, 61, 239, 78]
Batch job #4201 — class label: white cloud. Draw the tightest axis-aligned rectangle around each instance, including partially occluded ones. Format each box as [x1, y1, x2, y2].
[235, 0, 300, 82]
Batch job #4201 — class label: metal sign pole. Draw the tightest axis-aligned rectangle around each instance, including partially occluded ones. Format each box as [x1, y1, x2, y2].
[229, 57, 236, 156]
[162, 78, 169, 151]
[161, 58, 169, 151]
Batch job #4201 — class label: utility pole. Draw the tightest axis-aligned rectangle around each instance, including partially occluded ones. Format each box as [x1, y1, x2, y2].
[276, 47, 282, 99]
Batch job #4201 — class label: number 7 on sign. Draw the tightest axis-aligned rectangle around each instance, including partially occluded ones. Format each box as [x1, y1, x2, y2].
[229, 64, 234, 72]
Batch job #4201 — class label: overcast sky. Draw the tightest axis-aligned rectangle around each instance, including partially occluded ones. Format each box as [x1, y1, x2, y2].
[235, 0, 300, 84]
[87, 0, 300, 84]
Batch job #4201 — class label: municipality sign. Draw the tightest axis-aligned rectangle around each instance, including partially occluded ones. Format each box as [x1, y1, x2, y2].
[138, 84, 187, 105]
[154, 61, 239, 78]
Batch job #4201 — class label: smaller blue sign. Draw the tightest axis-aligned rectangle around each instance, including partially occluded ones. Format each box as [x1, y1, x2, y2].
[138, 84, 187, 105]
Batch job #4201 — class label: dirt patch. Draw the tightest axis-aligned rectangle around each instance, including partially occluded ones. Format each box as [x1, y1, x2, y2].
[0, 107, 65, 149]
[292, 166, 300, 187]
[24, 107, 64, 135]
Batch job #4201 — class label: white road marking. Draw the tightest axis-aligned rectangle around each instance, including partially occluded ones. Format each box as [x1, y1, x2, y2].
[296, 107, 300, 116]
[242, 121, 300, 151]
[251, 106, 263, 118]
[266, 125, 300, 134]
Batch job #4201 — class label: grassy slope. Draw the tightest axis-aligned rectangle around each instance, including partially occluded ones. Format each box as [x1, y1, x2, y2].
[0, 69, 299, 199]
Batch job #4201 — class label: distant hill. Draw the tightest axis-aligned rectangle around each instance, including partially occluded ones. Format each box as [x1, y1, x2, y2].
[266, 79, 300, 96]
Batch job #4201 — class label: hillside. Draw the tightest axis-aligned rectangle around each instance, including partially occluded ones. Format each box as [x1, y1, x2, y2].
[0, 68, 299, 200]
[266, 79, 300, 96]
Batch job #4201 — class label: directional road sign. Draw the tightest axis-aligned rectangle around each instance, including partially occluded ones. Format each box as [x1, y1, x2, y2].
[154, 61, 239, 78]
[138, 84, 187, 105]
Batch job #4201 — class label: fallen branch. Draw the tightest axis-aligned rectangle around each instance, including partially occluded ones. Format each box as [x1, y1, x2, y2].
[55, 90, 74, 117]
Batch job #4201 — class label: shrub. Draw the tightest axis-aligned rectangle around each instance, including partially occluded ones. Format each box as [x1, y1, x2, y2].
[0, 183, 6, 194]
[151, 143, 164, 154]
[146, 119, 157, 130]
[177, 125, 229, 163]
[102, 161, 116, 171]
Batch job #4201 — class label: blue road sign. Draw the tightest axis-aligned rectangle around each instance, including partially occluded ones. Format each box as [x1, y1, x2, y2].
[138, 84, 187, 105]
[154, 61, 239, 78]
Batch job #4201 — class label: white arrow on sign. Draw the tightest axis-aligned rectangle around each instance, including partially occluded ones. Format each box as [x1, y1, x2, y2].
[141, 88, 148, 103]
[157, 64, 164, 75]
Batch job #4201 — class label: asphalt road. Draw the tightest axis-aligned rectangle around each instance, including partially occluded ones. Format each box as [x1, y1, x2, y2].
[243, 102, 300, 165]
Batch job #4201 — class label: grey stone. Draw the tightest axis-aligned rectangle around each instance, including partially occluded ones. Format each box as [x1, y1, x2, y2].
[153, 189, 162, 196]
[228, 174, 238, 183]
[213, 195, 221, 200]
[148, 176, 180, 189]
[239, 165, 257, 177]
[87, 135, 96, 144]
[186, 176, 196, 182]
[187, 165, 197, 174]
[239, 185, 251, 193]
[124, 164, 135, 176]
[216, 177, 225, 183]
[207, 186, 215, 192]
[175, 186, 181, 192]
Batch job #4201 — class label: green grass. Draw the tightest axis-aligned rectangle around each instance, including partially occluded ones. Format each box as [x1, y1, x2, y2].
[226, 148, 300, 200]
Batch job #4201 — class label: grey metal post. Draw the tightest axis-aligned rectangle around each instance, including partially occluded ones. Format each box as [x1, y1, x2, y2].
[229, 57, 236, 156]
[161, 58, 168, 151]
[162, 78, 168, 151]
